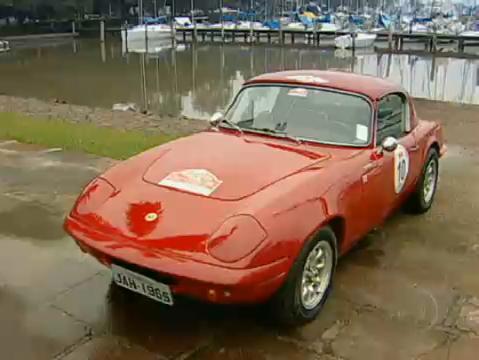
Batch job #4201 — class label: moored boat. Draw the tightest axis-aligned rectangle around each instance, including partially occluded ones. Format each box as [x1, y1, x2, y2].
[121, 24, 172, 43]
[0, 40, 9, 52]
[460, 31, 479, 37]
[319, 23, 339, 32]
[236, 21, 267, 30]
[174, 17, 192, 29]
[335, 33, 376, 49]
[286, 22, 306, 30]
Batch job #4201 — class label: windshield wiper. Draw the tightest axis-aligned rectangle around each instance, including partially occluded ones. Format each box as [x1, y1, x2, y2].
[255, 128, 302, 145]
[217, 118, 243, 135]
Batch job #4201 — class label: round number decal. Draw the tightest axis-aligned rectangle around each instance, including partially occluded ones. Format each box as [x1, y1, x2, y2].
[394, 144, 410, 194]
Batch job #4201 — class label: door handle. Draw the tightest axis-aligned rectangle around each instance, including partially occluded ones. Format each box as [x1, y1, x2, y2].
[363, 162, 380, 172]
[362, 161, 381, 184]
[410, 145, 420, 152]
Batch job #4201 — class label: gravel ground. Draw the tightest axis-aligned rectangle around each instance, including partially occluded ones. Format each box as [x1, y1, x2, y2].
[1, 94, 478, 140]
[0, 95, 208, 136]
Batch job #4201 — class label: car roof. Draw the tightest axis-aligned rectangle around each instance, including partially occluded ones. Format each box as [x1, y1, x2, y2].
[245, 70, 405, 100]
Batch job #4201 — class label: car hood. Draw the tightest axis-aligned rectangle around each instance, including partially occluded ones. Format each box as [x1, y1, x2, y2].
[142, 131, 330, 201]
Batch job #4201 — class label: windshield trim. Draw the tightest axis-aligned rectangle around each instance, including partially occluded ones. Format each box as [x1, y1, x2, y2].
[222, 83, 375, 148]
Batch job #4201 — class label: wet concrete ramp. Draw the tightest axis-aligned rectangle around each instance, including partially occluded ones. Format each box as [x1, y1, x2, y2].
[1, 115, 479, 360]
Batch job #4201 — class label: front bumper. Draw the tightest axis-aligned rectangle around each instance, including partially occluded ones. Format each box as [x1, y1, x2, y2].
[65, 216, 289, 304]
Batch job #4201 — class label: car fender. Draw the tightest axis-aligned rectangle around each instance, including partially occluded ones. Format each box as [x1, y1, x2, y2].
[416, 119, 446, 164]
[243, 165, 347, 269]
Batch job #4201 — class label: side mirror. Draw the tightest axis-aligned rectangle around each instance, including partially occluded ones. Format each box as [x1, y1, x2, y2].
[209, 112, 224, 126]
[382, 136, 398, 152]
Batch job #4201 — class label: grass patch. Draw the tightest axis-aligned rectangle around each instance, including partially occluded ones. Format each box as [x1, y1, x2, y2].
[0, 113, 177, 160]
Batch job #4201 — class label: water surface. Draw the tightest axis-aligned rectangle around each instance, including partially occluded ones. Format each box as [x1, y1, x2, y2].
[0, 39, 477, 119]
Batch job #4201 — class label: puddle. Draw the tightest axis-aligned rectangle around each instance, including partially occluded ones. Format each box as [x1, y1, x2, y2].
[457, 298, 479, 335]
[341, 234, 386, 268]
[0, 141, 48, 152]
[0, 200, 65, 241]
[346, 248, 385, 268]
[0, 162, 97, 196]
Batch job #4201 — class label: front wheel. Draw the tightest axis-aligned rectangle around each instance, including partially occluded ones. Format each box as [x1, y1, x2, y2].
[270, 226, 337, 326]
[407, 148, 439, 214]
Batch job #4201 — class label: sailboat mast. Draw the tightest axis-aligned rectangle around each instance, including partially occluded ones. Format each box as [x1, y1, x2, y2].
[191, 0, 195, 27]
[220, 0, 223, 26]
[265, 0, 267, 22]
[139, 0, 143, 24]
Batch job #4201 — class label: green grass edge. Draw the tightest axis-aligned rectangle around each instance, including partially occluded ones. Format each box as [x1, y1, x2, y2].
[0, 113, 177, 160]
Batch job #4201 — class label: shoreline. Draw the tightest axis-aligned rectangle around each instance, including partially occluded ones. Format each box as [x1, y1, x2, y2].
[1, 95, 478, 137]
[1, 94, 478, 157]
[0, 95, 209, 137]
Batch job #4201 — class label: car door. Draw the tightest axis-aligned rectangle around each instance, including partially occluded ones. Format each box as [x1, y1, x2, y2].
[374, 93, 421, 216]
[356, 93, 421, 236]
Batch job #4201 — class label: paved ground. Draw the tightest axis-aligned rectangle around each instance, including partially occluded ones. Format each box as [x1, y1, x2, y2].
[1, 102, 479, 359]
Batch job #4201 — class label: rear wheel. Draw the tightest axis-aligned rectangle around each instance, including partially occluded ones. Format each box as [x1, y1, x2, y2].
[407, 148, 439, 214]
[270, 226, 337, 326]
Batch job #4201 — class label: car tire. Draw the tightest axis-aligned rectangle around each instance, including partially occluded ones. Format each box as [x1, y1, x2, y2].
[406, 147, 439, 214]
[270, 226, 337, 326]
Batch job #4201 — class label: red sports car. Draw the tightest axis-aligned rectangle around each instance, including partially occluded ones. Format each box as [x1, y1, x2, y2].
[65, 71, 446, 325]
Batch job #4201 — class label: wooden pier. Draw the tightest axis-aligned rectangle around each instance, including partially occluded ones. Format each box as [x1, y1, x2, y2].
[175, 28, 479, 54]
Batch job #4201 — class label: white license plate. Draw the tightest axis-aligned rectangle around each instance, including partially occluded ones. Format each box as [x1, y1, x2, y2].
[112, 264, 173, 305]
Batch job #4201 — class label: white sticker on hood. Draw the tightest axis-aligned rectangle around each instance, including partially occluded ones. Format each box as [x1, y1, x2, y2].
[158, 169, 222, 196]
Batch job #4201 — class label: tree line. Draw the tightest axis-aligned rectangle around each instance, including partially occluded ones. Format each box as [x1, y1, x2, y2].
[2, 1, 278, 20]
[1, 1, 383, 21]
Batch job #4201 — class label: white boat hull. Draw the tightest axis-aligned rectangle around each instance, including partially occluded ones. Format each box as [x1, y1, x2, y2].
[411, 24, 430, 33]
[0, 40, 9, 53]
[319, 23, 339, 32]
[121, 25, 173, 43]
[461, 31, 479, 37]
[335, 33, 376, 49]
[236, 21, 266, 30]
[209, 22, 236, 30]
[286, 22, 306, 31]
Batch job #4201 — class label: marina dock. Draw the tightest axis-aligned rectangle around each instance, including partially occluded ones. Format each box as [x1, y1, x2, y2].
[175, 28, 479, 54]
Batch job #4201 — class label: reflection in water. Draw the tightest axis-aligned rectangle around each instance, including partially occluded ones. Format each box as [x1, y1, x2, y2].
[100, 42, 106, 63]
[0, 39, 477, 121]
[72, 39, 78, 54]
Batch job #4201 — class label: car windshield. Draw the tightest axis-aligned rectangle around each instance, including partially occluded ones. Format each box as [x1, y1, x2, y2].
[224, 85, 372, 146]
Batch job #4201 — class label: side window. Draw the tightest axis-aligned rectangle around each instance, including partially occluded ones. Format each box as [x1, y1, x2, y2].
[376, 94, 406, 145]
